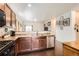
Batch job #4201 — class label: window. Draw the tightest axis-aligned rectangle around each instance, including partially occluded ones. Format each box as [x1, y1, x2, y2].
[25, 26, 33, 32]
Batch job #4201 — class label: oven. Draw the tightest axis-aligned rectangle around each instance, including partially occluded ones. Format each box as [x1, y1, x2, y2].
[0, 40, 15, 56]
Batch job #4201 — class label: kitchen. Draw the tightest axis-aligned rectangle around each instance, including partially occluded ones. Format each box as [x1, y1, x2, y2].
[0, 3, 79, 56]
[0, 3, 56, 56]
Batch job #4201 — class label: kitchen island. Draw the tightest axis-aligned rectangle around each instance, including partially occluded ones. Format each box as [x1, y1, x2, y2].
[63, 40, 79, 56]
[0, 33, 55, 55]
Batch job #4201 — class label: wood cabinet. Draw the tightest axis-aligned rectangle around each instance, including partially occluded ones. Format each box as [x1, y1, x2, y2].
[5, 4, 12, 26]
[32, 36, 47, 51]
[0, 3, 5, 11]
[16, 20, 23, 31]
[0, 3, 24, 32]
[5, 4, 16, 27]
[32, 37, 39, 51]
[15, 36, 51, 55]
[12, 12, 16, 29]
[39, 36, 47, 49]
[15, 37, 32, 55]
[0, 3, 17, 29]
[63, 45, 79, 56]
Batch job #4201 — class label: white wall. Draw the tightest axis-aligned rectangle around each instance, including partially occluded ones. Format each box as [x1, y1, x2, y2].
[56, 11, 76, 42]
[25, 22, 44, 32]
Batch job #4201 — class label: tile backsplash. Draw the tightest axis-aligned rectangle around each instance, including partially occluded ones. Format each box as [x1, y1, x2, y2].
[0, 26, 15, 38]
[0, 27, 5, 37]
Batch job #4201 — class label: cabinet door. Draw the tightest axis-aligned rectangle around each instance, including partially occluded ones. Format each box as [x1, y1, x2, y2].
[5, 4, 11, 26]
[0, 3, 5, 11]
[32, 36, 47, 50]
[39, 36, 47, 49]
[32, 38, 39, 51]
[12, 12, 16, 29]
[16, 37, 32, 54]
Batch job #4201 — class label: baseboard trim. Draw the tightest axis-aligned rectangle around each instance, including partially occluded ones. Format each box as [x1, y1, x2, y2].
[17, 47, 54, 56]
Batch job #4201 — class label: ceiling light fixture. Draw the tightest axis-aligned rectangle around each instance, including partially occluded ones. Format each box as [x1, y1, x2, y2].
[27, 4, 32, 7]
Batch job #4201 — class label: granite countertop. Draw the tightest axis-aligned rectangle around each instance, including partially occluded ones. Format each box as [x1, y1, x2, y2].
[0, 34, 54, 41]
[0, 34, 32, 41]
[63, 40, 79, 51]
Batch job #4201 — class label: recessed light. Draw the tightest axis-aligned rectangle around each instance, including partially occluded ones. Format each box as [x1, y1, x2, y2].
[27, 4, 32, 7]
[34, 18, 37, 21]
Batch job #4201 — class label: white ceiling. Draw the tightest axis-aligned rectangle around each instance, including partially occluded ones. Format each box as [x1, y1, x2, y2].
[8, 3, 78, 22]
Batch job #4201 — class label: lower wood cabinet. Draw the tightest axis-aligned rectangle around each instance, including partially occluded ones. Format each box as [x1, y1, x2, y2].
[15, 37, 32, 55]
[32, 36, 47, 51]
[63, 45, 79, 56]
[39, 37, 47, 49]
[15, 36, 54, 55]
[32, 38, 39, 51]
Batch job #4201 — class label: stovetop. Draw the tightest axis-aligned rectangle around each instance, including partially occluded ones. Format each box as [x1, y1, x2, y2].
[0, 40, 15, 56]
[0, 40, 13, 51]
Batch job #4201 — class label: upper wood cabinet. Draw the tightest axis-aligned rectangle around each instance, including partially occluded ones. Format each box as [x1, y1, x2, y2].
[5, 4, 12, 26]
[12, 11, 16, 29]
[0, 3, 5, 11]
[0, 3, 23, 31]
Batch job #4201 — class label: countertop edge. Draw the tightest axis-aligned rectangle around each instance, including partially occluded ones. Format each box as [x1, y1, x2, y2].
[63, 43, 79, 51]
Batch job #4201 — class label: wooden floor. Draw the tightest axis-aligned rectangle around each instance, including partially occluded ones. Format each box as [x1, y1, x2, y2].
[18, 40, 64, 56]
